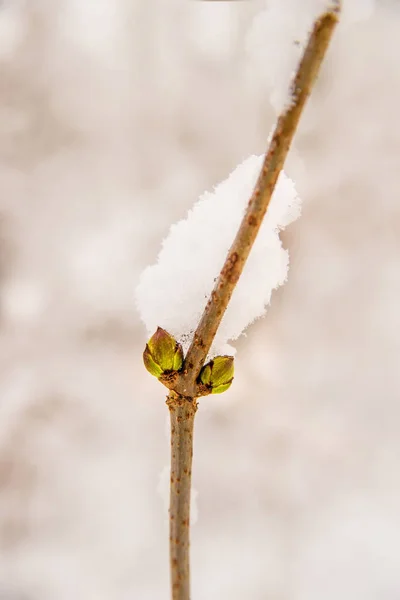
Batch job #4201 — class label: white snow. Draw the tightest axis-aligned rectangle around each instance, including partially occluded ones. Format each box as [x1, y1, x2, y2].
[135, 155, 301, 357]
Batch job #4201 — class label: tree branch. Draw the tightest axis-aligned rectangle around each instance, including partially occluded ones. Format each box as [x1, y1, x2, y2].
[165, 7, 340, 600]
[175, 8, 339, 400]
[167, 392, 197, 600]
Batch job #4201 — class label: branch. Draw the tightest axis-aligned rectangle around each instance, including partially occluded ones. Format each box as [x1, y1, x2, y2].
[167, 392, 197, 600]
[175, 7, 339, 399]
[161, 7, 340, 600]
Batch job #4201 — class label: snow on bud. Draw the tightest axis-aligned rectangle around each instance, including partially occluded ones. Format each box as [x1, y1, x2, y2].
[199, 355, 234, 394]
[143, 327, 184, 379]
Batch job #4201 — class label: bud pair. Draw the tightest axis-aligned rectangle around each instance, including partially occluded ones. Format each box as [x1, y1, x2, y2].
[143, 328, 234, 395]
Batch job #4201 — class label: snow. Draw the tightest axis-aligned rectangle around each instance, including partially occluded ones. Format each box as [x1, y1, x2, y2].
[136, 155, 301, 357]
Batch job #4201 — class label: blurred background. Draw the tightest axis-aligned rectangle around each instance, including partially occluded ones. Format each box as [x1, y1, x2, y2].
[0, 0, 399, 598]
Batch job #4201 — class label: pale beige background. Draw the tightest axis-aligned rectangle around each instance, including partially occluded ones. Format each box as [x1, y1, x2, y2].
[0, 1, 399, 599]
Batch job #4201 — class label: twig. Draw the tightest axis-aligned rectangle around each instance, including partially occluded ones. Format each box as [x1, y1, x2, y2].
[166, 7, 340, 600]
[167, 392, 197, 600]
[177, 8, 339, 398]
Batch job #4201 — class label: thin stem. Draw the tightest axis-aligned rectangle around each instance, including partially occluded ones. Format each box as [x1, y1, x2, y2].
[179, 9, 339, 394]
[167, 392, 198, 600]
[165, 7, 340, 600]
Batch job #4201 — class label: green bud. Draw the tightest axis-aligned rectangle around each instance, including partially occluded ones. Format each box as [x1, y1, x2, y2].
[143, 327, 184, 379]
[199, 355, 234, 394]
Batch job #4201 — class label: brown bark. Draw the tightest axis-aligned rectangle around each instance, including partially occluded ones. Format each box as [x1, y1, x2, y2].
[167, 392, 198, 600]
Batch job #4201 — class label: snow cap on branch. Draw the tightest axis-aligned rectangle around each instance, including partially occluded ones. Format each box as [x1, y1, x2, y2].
[136, 155, 301, 357]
